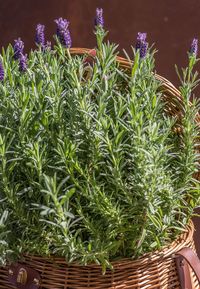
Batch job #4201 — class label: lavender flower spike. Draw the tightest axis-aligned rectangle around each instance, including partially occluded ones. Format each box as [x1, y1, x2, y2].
[136, 32, 147, 50]
[0, 61, 4, 81]
[140, 41, 148, 58]
[14, 38, 24, 60]
[63, 29, 72, 48]
[55, 17, 72, 48]
[55, 17, 69, 34]
[19, 53, 27, 73]
[136, 32, 148, 58]
[35, 24, 45, 47]
[95, 8, 104, 27]
[190, 38, 198, 56]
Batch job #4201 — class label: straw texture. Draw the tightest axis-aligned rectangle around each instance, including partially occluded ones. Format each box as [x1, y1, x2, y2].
[0, 222, 197, 288]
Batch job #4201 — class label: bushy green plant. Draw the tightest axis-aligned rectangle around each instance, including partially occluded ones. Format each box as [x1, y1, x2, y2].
[0, 10, 199, 269]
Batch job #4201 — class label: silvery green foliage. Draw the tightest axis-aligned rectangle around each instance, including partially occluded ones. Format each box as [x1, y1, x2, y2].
[0, 29, 199, 268]
[0, 210, 12, 265]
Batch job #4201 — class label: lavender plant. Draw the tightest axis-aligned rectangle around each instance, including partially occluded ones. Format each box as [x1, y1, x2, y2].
[13, 38, 24, 60]
[0, 9, 199, 268]
[55, 17, 72, 48]
[35, 24, 45, 48]
[19, 53, 27, 72]
[0, 61, 4, 81]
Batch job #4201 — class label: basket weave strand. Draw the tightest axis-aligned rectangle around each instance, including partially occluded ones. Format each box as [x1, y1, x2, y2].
[0, 48, 199, 289]
[0, 222, 198, 288]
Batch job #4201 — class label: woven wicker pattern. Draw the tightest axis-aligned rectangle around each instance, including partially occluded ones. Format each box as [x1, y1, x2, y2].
[0, 48, 199, 288]
[0, 222, 198, 288]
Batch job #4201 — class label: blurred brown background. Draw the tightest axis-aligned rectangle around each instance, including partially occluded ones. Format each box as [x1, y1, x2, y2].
[1, 0, 200, 88]
[0, 0, 200, 252]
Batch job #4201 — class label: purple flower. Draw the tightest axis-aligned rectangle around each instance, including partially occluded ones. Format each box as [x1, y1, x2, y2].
[95, 8, 104, 27]
[19, 53, 27, 73]
[13, 38, 24, 60]
[190, 38, 198, 56]
[35, 24, 45, 48]
[0, 61, 4, 81]
[55, 18, 69, 35]
[136, 32, 147, 50]
[136, 32, 148, 58]
[62, 29, 72, 48]
[140, 41, 148, 58]
[55, 17, 72, 48]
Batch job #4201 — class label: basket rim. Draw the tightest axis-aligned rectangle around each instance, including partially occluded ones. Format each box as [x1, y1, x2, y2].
[68, 47, 181, 93]
[69, 47, 200, 125]
[21, 221, 194, 269]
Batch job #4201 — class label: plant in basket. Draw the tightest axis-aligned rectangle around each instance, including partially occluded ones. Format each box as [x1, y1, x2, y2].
[0, 7, 200, 289]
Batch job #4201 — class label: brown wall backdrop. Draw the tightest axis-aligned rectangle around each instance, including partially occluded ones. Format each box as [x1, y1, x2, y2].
[1, 0, 200, 88]
[0, 0, 200, 252]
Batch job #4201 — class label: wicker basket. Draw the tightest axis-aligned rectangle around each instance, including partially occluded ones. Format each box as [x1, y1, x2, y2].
[0, 48, 200, 289]
[0, 222, 199, 289]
